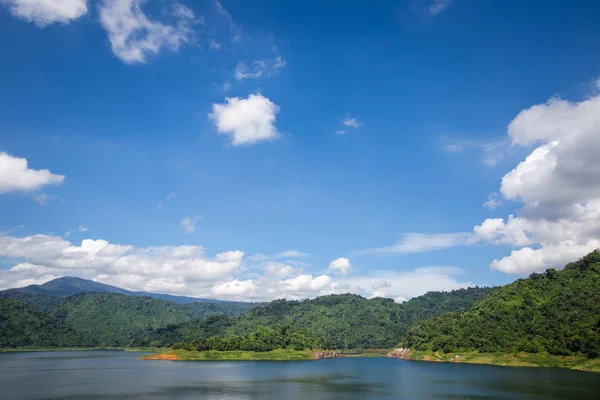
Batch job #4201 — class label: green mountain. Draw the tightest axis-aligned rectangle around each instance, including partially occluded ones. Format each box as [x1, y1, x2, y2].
[0, 298, 81, 348]
[0, 276, 235, 305]
[401, 250, 600, 358]
[139, 287, 496, 349]
[48, 292, 255, 347]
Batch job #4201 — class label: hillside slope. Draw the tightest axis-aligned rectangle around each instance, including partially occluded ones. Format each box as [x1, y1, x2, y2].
[48, 292, 255, 347]
[402, 250, 600, 357]
[139, 287, 496, 349]
[0, 298, 81, 348]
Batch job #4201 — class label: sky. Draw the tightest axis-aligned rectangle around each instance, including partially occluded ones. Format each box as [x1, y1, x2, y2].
[1, 0, 600, 302]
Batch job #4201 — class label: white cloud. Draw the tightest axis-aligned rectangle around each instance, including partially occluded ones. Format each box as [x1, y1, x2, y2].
[342, 117, 362, 128]
[337, 266, 472, 300]
[0, 0, 87, 27]
[0, 152, 64, 194]
[473, 89, 600, 274]
[179, 216, 200, 233]
[483, 192, 501, 209]
[212, 279, 256, 298]
[248, 250, 309, 262]
[234, 57, 286, 80]
[0, 233, 478, 302]
[354, 232, 474, 255]
[279, 274, 333, 294]
[328, 257, 352, 275]
[209, 93, 281, 146]
[0, 234, 245, 296]
[98, 0, 196, 64]
[429, 0, 452, 16]
[336, 130, 348, 135]
[78, 224, 89, 232]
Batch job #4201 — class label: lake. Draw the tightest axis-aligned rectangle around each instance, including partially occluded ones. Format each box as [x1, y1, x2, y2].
[0, 351, 599, 399]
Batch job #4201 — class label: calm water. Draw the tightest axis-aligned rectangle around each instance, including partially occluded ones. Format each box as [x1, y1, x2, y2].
[0, 351, 599, 400]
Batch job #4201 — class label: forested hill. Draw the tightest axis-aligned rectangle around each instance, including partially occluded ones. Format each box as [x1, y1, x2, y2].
[401, 250, 600, 358]
[0, 292, 255, 348]
[0, 298, 81, 348]
[50, 293, 255, 347]
[138, 287, 496, 349]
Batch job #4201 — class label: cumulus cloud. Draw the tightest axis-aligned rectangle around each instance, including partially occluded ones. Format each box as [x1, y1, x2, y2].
[354, 232, 474, 255]
[337, 266, 472, 300]
[212, 279, 256, 297]
[0, 152, 64, 194]
[0, 0, 87, 26]
[235, 57, 286, 80]
[0, 233, 478, 302]
[472, 90, 600, 274]
[328, 257, 352, 275]
[179, 216, 200, 233]
[98, 0, 196, 64]
[0, 234, 245, 296]
[209, 93, 281, 146]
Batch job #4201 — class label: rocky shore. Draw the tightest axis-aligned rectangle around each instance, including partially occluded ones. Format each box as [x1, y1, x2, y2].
[314, 350, 340, 359]
[387, 348, 411, 359]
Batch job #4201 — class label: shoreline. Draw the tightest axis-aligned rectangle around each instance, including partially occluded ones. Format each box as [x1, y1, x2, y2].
[404, 351, 600, 373]
[3, 347, 598, 372]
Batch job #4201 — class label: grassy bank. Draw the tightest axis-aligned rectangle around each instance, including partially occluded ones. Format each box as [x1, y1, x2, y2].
[407, 351, 600, 372]
[140, 348, 316, 361]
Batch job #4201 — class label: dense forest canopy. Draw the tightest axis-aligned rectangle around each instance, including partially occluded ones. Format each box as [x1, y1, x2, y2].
[137, 287, 495, 349]
[0, 298, 81, 348]
[401, 251, 600, 358]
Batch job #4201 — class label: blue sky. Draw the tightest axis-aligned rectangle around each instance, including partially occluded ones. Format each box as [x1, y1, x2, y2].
[1, 0, 600, 301]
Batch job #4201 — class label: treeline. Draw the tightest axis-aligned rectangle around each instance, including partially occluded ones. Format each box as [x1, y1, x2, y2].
[401, 251, 600, 358]
[138, 288, 496, 349]
[173, 325, 319, 352]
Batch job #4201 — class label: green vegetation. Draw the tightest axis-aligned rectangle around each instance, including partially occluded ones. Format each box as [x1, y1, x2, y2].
[173, 325, 319, 352]
[140, 288, 494, 349]
[0, 298, 81, 348]
[0, 291, 64, 313]
[142, 348, 315, 361]
[49, 292, 254, 347]
[407, 351, 600, 372]
[402, 251, 600, 358]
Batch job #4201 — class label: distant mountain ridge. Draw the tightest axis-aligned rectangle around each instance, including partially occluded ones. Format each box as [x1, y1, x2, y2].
[0, 276, 231, 304]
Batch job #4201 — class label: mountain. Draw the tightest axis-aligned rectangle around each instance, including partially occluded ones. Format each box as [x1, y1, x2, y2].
[139, 287, 496, 349]
[0, 276, 230, 305]
[0, 298, 81, 348]
[47, 292, 256, 347]
[401, 250, 600, 358]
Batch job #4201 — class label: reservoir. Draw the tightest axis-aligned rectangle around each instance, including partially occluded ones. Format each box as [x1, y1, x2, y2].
[1, 351, 598, 399]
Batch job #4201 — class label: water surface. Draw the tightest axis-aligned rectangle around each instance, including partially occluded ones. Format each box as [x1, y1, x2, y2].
[0, 351, 598, 399]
